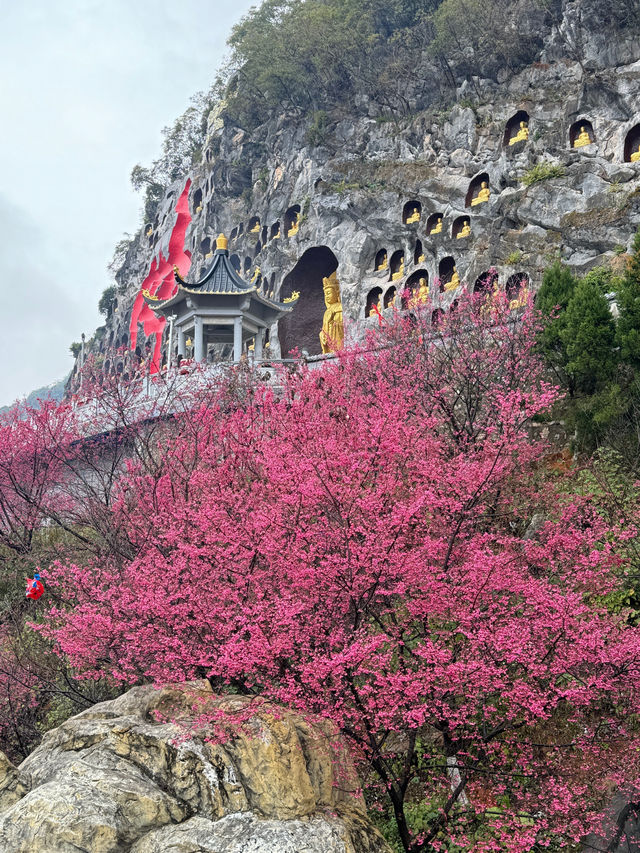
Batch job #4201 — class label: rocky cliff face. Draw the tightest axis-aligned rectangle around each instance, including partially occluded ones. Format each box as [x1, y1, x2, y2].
[90, 0, 640, 372]
[0, 682, 391, 853]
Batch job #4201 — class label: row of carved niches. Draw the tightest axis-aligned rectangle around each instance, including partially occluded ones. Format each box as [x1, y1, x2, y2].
[365, 269, 530, 317]
[502, 112, 640, 159]
[228, 205, 301, 247]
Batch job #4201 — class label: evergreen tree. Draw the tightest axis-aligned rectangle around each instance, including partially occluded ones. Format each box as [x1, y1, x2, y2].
[535, 260, 578, 394]
[563, 277, 617, 395]
[617, 227, 640, 369]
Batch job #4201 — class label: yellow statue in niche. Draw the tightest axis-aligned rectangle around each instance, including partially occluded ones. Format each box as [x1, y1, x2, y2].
[444, 267, 461, 292]
[250, 221, 260, 233]
[319, 271, 344, 354]
[457, 220, 471, 239]
[573, 126, 592, 148]
[417, 252, 425, 263]
[509, 287, 528, 310]
[429, 217, 443, 235]
[417, 277, 429, 303]
[251, 266, 261, 283]
[509, 121, 529, 146]
[631, 144, 640, 163]
[287, 213, 300, 237]
[406, 207, 421, 224]
[375, 251, 388, 271]
[471, 182, 490, 206]
[391, 259, 405, 281]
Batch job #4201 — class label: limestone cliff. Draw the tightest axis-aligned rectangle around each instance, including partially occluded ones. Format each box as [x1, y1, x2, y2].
[85, 0, 640, 373]
[0, 682, 391, 853]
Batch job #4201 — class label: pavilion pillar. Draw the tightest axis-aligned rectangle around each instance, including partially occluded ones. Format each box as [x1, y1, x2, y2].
[177, 328, 186, 358]
[233, 316, 243, 362]
[194, 316, 205, 362]
[255, 329, 264, 363]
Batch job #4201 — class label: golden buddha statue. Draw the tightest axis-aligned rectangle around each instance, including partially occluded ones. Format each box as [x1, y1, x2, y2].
[319, 271, 344, 354]
[251, 265, 261, 283]
[457, 219, 471, 239]
[417, 253, 425, 263]
[429, 217, 443, 235]
[444, 267, 460, 292]
[250, 221, 260, 233]
[417, 277, 429, 303]
[631, 144, 640, 163]
[391, 259, 405, 281]
[509, 121, 529, 146]
[196, 205, 203, 213]
[509, 287, 528, 310]
[406, 207, 420, 224]
[273, 228, 281, 239]
[573, 126, 592, 148]
[471, 181, 490, 206]
[287, 212, 300, 237]
[375, 251, 388, 271]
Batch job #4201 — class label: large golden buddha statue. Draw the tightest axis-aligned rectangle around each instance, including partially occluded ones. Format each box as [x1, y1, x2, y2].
[376, 251, 388, 271]
[391, 259, 405, 281]
[444, 267, 460, 291]
[250, 220, 260, 233]
[471, 182, 490, 206]
[509, 121, 529, 146]
[429, 217, 443, 235]
[457, 219, 471, 239]
[406, 207, 421, 224]
[631, 144, 640, 163]
[573, 126, 592, 148]
[416, 277, 429, 304]
[319, 271, 344, 354]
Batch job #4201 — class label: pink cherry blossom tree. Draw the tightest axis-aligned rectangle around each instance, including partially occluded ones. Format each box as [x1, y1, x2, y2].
[15, 295, 640, 850]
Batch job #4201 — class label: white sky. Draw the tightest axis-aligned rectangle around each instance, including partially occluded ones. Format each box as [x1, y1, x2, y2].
[0, 0, 256, 406]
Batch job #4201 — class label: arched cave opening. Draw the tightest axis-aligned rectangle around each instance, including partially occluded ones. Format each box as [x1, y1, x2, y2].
[389, 250, 405, 281]
[270, 221, 281, 240]
[285, 205, 301, 237]
[570, 119, 595, 149]
[365, 287, 383, 317]
[503, 111, 529, 147]
[384, 286, 396, 309]
[413, 239, 424, 265]
[402, 200, 421, 225]
[426, 212, 444, 235]
[466, 173, 490, 208]
[624, 123, 640, 162]
[452, 216, 471, 240]
[438, 257, 456, 291]
[506, 272, 530, 304]
[374, 248, 388, 271]
[278, 246, 338, 357]
[474, 269, 499, 294]
[248, 216, 260, 234]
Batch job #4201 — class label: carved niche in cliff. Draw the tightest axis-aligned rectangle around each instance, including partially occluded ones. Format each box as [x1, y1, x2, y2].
[374, 248, 388, 271]
[403, 200, 422, 225]
[404, 269, 429, 307]
[503, 111, 530, 147]
[438, 256, 457, 291]
[466, 173, 490, 208]
[570, 119, 595, 149]
[426, 212, 444, 236]
[389, 250, 405, 281]
[624, 123, 640, 162]
[474, 269, 499, 294]
[278, 246, 339, 357]
[365, 286, 383, 317]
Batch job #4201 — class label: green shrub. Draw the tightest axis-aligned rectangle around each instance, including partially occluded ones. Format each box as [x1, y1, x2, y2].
[522, 163, 565, 187]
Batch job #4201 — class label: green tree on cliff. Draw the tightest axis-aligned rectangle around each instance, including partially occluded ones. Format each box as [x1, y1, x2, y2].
[562, 276, 617, 395]
[617, 228, 640, 369]
[535, 261, 578, 394]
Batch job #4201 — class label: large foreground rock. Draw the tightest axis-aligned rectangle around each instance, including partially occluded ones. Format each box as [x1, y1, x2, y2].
[0, 682, 391, 853]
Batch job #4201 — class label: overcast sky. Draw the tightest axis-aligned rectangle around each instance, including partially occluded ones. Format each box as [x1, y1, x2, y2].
[0, 0, 255, 407]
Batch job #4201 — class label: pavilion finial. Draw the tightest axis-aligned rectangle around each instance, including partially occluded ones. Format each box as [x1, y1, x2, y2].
[216, 233, 228, 251]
